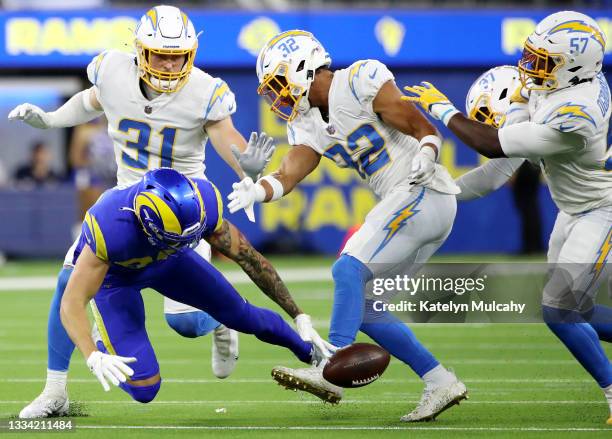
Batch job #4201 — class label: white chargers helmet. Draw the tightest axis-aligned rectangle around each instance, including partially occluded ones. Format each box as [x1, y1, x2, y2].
[518, 11, 606, 92]
[134, 5, 198, 93]
[465, 65, 521, 128]
[256, 30, 331, 121]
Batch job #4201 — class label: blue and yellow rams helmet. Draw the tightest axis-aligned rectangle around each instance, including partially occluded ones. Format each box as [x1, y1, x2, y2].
[133, 168, 206, 249]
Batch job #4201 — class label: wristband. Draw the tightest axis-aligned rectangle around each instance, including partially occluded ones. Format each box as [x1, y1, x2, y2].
[419, 135, 442, 159]
[258, 175, 284, 201]
[439, 106, 460, 126]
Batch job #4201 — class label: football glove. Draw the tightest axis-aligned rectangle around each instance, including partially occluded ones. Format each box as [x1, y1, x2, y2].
[402, 82, 459, 126]
[8, 103, 53, 129]
[410, 146, 437, 186]
[231, 132, 276, 181]
[294, 314, 337, 360]
[510, 85, 530, 105]
[227, 177, 265, 222]
[86, 351, 136, 392]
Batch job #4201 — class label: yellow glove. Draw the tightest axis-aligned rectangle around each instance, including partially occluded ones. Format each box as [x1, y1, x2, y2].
[402, 82, 459, 126]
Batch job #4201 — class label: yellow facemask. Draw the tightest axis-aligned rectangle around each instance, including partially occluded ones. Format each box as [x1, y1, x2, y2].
[257, 62, 305, 122]
[518, 42, 565, 91]
[468, 94, 506, 129]
[135, 41, 197, 93]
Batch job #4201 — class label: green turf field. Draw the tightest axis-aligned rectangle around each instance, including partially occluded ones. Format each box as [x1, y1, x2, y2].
[0, 257, 611, 438]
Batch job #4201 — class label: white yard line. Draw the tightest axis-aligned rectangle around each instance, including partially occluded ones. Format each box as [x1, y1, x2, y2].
[0, 378, 595, 384]
[0, 268, 332, 291]
[71, 425, 612, 432]
[0, 399, 606, 405]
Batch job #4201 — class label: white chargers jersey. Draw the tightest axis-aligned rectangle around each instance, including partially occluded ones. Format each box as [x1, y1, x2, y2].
[287, 60, 459, 199]
[499, 73, 612, 214]
[87, 50, 236, 186]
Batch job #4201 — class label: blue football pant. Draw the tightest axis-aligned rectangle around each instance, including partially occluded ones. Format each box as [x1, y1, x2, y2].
[92, 250, 311, 401]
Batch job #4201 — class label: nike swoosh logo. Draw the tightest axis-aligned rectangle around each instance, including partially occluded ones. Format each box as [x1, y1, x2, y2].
[228, 103, 235, 111]
[369, 68, 378, 79]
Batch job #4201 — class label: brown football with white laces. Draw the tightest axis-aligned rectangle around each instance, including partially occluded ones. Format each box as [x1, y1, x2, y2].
[323, 343, 390, 388]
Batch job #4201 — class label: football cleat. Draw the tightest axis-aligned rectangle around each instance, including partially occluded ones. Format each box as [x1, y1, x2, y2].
[400, 375, 468, 422]
[271, 363, 343, 404]
[212, 324, 238, 379]
[19, 388, 69, 418]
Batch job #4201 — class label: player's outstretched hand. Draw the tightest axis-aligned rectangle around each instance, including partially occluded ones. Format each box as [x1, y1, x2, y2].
[8, 103, 52, 129]
[227, 177, 263, 222]
[86, 351, 136, 392]
[410, 146, 436, 186]
[402, 82, 459, 126]
[231, 132, 276, 181]
[294, 314, 338, 360]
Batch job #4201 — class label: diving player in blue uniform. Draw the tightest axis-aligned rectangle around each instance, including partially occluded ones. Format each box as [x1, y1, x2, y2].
[59, 168, 329, 400]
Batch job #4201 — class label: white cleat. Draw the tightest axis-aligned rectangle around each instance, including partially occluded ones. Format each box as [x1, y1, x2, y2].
[212, 324, 239, 379]
[271, 363, 343, 405]
[19, 388, 69, 418]
[401, 377, 468, 422]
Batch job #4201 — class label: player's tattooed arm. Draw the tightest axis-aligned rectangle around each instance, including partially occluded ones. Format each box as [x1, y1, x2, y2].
[207, 221, 303, 318]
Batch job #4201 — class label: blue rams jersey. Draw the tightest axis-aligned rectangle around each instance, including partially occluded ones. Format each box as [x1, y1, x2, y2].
[73, 178, 223, 272]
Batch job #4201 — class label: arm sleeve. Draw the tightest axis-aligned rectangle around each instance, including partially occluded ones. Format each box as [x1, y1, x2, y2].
[498, 122, 586, 158]
[203, 80, 236, 122]
[46, 88, 103, 128]
[82, 211, 109, 262]
[456, 158, 525, 201]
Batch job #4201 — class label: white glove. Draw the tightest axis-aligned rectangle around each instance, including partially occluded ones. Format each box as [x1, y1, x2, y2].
[294, 313, 337, 360]
[227, 177, 265, 223]
[86, 351, 137, 392]
[231, 132, 276, 181]
[410, 146, 436, 186]
[8, 103, 53, 129]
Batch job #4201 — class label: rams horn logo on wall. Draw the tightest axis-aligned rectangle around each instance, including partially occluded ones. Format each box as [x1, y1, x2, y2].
[375, 16, 405, 57]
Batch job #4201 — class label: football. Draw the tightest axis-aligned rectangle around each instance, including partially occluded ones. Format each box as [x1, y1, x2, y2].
[323, 343, 390, 388]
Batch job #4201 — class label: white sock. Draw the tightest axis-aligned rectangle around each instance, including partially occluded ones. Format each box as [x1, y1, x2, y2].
[45, 369, 67, 393]
[604, 384, 612, 414]
[422, 365, 455, 389]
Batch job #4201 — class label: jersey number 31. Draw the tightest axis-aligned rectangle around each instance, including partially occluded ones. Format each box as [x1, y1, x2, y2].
[118, 118, 177, 170]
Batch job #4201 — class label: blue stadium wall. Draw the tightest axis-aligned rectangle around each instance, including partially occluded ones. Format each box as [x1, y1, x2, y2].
[1, 9, 610, 256]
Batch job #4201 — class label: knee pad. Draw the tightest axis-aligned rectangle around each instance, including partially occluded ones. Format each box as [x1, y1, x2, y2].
[120, 379, 161, 404]
[165, 312, 202, 338]
[332, 254, 373, 284]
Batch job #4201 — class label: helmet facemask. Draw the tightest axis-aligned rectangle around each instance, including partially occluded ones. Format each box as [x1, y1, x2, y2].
[257, 62, 307, 122]
[469, 94, 506, 129]
[518, 42, 565, 91]
[136, 42, 197, 93]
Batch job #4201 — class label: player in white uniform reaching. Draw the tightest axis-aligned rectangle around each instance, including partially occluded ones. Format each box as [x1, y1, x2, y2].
[405, 11, 612, 425]
[8, 5, 279, 418]
[227, 30, 467, 422]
